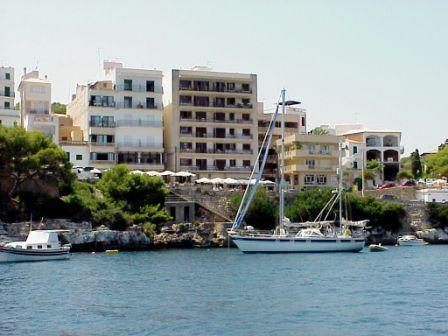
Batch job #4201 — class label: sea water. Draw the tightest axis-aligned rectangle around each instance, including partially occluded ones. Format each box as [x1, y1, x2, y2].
[1, 246, 447, 336]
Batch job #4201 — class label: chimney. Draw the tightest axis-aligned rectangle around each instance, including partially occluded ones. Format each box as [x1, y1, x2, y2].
[44, 75, 48, 80]
[23, 67, 27, 75]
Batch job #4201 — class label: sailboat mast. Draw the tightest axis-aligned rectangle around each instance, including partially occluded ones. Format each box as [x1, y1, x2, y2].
[338, 141, 343, 230]
[279, 89, 286, 230]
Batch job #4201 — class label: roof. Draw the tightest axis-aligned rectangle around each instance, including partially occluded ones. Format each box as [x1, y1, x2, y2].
[342, 129, 401, 136]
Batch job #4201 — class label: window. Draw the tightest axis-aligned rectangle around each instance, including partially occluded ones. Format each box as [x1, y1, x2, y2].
[196, 111, 206, 120]
[353, 161, 358, 169]
[317, 175, 327, 185]
[5, 73, 10, 80]
[124, 79, 132, 91]
[4, 87, 10, 97]
[229, 113, 235, 121]
[242, 129, 251, 136]
[27, 246, 32, 249]
[353, 146, 358, 154]
[320, 145, 329, 155]
[180, 111, 192, 119]
[307, 144, 316, 154]
[230, 159, 236, 167]
[242, 114, 250, 121]
[180, 142, 192, 151]
[66, 152, 70, 160]
[180, 158, 192, 165]
[301, 116, 306, 127]
[226, 82, 235, 91]
[226, 97, 235, 106]
[47, 245, 52, 248]
[180, 95, 192, 105]
[146, 80, 155, 92]
[306, 159, 315, 168]
[179, 80, 191, 90]
[4, 102, 10, 109]
[305, 175, 315, 185]
[180, 126, 192, 134]
[242, 83, 250, 92]
[243, 160, 251, 167]
[76, 154, 83, 160]
[37, 245, 42, 249]
[124, 96, 132, 108]
[229, 128, 235, 136]
[146, 97, 155, 109]
[243, 144, 251, 151]
[242, 98, 250, 106]
[170, 207, 176, 218]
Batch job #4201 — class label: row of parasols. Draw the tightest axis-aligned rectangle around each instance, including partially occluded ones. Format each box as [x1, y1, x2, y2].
[129, 170, 276, 185]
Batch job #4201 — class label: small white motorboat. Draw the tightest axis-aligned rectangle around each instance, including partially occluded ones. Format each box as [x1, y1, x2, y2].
[398, 235, 427, 246]
[369, 243, 388, 252]
[0, 230, 71, 262]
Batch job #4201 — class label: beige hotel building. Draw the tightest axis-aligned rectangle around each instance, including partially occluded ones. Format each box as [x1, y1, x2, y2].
[164, 67, 258, 178]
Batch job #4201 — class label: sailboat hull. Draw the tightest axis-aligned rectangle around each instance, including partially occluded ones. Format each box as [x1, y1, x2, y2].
[231, 236, 365, 253]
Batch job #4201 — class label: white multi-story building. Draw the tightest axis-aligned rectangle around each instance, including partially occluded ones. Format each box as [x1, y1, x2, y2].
[18, 69, 58, 142]
[67, 61, 164, 170]
[0, 67, 19, 127]
[337, 125, 403, 184]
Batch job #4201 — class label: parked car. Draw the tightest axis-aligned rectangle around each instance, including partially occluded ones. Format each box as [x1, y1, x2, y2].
[377, 182, 396, 189]
[401, 180, 416, 187]
[379, 194, 397, 200]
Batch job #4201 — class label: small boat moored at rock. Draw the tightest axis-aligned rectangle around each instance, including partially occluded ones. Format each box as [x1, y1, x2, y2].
[398, 235, 427, 246]
[0, 230, 71, 262]
[369, 244, 388, 252]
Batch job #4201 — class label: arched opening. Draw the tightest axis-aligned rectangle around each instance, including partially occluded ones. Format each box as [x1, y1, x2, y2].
[366, 149, 381, 161]
[383, 135, 398, 147]
[366, 135, 381, 147]
[383, 150, 399, 162]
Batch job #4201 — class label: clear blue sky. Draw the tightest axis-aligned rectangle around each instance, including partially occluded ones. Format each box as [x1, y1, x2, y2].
[2, 0, 447, 154]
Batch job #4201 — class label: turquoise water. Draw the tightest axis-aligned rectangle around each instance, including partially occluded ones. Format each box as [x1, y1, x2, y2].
[1, 246, 448, 336]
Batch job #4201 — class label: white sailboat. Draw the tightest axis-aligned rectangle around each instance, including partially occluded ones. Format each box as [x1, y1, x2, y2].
[229, 89, 367, 253]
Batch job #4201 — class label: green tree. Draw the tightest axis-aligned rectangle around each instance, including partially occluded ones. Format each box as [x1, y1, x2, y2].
[363, 170, 376, 182]
[309, 127, 329, 135]
[51, 102, 67, 114]
[425, 146, 448, 178]
[285, 188, 334, 222]
[410, 149, 422, 179]
[397, 169, 413, 181]
[427, 202, 448, 228]
[229, 187, 277, 230]
[0, 126, 73, 200]
[96, 165, 171, 229]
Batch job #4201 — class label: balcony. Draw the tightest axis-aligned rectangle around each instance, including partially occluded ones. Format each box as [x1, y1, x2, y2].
[117, 142, 163, 149]
[28, 109, 49, 114]
[179, 117, 252, 124]
[116, 84, 161, 93]
[179, 86, 252, 94]
[90, 142, 115, 147]
[179, 133, 253, 139]
[179, 148, 253, 155]
[89, 122, 116, 128]
[116, 120, 162, 127]
[179, 102, 253, 109]
[115, 102, 160, 110]
[179, 165, 252, 171]
[59, 140, 88, 146]
[0, 91, 14, 98]
[89, 101, 116, 108]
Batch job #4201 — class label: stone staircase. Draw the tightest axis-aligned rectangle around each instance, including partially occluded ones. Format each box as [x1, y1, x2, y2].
[400, 200, 430, 231]
[167, 190, 232, 222]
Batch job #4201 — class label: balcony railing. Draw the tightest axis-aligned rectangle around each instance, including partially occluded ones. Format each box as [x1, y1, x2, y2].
[89, 122, 116, 128]
[90, 142, 115, 146]
[115, 102, 159, 110]
[179, 117, 252, 124]
[179, 133, 252, 139]
[179, 165, 252, 171]
[116, 120, 162, 127]
[59, 140, 88, 146]
[117, 142, 163, 149]
[179, 86, 252, 94]
[0, 91, 14, 98]
[89, 101, 116, 108]
[179, 148, 253, 154]
[28, 109, 50, 114]
[116, 84, 161, 93]
[179, 102, 253, 109]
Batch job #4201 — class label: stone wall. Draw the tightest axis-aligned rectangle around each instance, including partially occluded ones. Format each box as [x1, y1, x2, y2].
[363, 187, 417, 201]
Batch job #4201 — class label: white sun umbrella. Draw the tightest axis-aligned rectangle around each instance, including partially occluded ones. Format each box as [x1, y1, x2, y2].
[196, 177, 211, 184]
[173, 171, 196, 177]
[90, 168, 102, 174]
[223, 177, 238, 184]
[131, 170, 144, 174]
[160, 170, 175, 176]
[210, 177, 225, 184]
[146, 171, 161, 176]
[261, 180, 276, 185]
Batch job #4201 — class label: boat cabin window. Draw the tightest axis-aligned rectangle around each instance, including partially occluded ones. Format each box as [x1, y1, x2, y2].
[37, 245, 42, 249]
[27, 246, 32, 249]
[47, 245, 52, 249]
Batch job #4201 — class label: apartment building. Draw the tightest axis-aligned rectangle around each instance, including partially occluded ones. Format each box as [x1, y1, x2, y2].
[18, 69, 58, 142]
[57, 115, 89, 167]
[67, 61, 164, 170]
[258, 104, 307, 180]
[280, 133, 341, 189]
[0, 67, 19, 127]
[164, 67, 258, 178]
[337, 125, 402, 183]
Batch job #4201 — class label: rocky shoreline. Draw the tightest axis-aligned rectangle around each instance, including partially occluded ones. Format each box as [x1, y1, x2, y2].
[0, 219, 232, 252]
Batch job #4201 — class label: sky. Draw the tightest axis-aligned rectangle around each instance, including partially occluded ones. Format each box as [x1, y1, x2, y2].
[2, 0, 447, 154]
